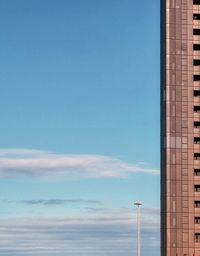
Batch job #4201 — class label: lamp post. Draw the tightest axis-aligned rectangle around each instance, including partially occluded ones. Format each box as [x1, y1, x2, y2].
[134, 201, 142, 256]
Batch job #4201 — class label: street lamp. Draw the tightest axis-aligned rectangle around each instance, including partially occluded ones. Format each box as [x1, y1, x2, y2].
[134, 201, 142, 256]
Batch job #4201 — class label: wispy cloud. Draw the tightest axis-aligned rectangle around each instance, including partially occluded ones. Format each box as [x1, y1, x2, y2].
[0, 207, 160, 256]
[22, 199, 102, 206]
[0, 149, 159, 180]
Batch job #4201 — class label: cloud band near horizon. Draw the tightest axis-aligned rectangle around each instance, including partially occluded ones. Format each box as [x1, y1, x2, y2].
[0, 207, 160, 256]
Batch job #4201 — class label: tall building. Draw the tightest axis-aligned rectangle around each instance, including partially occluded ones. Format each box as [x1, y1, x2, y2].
[161, 0, 200, 256]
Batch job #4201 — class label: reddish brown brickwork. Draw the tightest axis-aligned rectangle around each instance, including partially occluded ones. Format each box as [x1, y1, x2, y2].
[161, 0, 200, 256]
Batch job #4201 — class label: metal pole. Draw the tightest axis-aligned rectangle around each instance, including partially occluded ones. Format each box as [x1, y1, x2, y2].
[134, 201, 142, 256]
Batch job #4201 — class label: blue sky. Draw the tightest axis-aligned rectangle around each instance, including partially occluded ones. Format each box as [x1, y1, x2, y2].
[0, 0, 160, 255]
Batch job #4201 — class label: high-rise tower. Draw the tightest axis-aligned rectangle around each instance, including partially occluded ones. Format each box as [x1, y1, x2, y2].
[161, 0, 200, 255]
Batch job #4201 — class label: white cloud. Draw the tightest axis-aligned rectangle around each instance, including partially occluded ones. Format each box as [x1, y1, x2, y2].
[0, 149, 159, 180]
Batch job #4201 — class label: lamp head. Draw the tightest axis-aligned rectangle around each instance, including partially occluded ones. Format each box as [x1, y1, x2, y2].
[134, 201, 142, 206]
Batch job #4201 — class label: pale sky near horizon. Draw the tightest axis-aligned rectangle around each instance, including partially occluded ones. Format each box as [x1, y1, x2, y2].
[0, 0, 160, 255]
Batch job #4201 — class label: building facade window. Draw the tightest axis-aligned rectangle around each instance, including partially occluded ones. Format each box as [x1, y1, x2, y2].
[195, 233, 200, 242]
